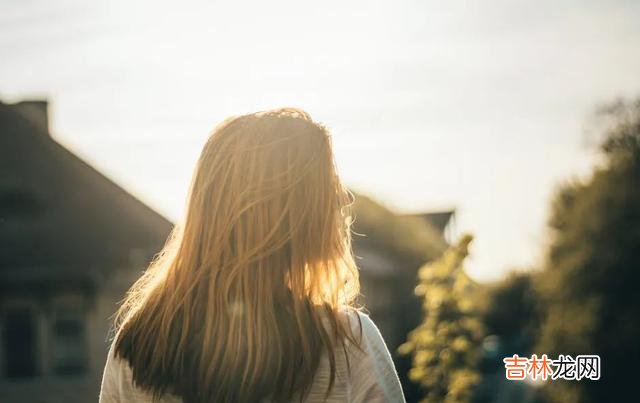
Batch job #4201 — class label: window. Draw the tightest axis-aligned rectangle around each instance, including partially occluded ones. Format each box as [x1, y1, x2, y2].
[51, 307, 87, 376]
[3, 308, 37, 378]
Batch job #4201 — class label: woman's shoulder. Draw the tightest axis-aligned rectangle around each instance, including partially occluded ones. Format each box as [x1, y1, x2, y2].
[335, 309, 406, 402]
[100, 342, 182, 403]
[337, 309, 385, 347]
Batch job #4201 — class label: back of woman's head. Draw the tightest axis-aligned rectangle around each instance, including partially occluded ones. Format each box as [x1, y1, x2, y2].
[114, 108, 360, 402]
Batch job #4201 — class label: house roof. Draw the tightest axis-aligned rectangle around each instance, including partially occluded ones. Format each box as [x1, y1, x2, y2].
[0, 100, 173, 288]
[351, 194, 448, 271]
[406, 210, 455, 234]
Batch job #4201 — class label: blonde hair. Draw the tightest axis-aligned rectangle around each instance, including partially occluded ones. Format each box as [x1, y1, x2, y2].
[113, 108, 361, 402]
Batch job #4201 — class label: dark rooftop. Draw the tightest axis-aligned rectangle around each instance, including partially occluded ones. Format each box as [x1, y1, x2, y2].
[405, 210, 455, 234]
[0, 99, 173, 289]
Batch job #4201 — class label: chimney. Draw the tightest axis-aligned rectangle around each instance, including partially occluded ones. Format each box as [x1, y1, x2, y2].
[12, 100, 49, 134]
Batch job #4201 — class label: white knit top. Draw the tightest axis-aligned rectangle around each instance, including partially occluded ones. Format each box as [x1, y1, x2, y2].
[99, 311, 405, 403]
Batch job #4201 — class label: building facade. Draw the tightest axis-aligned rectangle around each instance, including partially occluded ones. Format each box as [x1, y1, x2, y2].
[0, 100, 172, 402]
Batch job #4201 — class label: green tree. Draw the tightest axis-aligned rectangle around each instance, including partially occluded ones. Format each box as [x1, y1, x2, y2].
[399, 235, 484, 403]
[535, 99, 640, 403]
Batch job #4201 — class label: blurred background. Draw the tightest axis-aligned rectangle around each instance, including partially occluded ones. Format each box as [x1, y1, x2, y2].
[1, 1, 639, 402]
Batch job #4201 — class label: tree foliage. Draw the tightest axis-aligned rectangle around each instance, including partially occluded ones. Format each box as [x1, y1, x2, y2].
[534, 99, 640, 403]
[399, 234, 484, 403]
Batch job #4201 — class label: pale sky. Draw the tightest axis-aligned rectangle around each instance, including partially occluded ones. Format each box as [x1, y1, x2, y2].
[2, 0, 639, 281]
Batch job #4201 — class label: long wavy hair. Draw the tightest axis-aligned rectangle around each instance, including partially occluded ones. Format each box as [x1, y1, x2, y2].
[113, 108, 361, 402]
